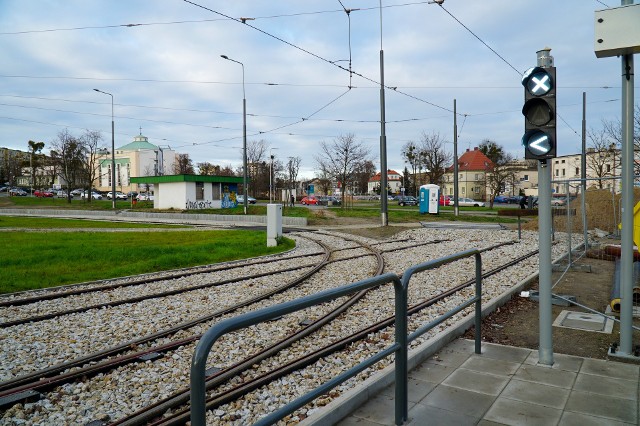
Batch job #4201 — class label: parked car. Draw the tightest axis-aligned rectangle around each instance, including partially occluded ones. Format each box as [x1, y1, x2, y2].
[300, 196, 319, 205]
[9, 188, 27, 196]
[126, 191, 139, 199]
[106, 191, 128, 200]
[81, 191, 103, 200]
[550, 197, 566, 206]
[236, 195, 256, 204]
[397, 196, 418, 206]
[70, 188, 83, 196]
[493, 195, 509, 204]
[439, 195, 451, 206]
[34, 189, 54, 197]
[56, 190, 68, 198]
[456, 197, 485, 207]
[137, 193, 154, 201]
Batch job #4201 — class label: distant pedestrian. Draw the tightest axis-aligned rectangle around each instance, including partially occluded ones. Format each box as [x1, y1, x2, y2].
[519, 195, 527, 209]
[290, 194, 295, 207]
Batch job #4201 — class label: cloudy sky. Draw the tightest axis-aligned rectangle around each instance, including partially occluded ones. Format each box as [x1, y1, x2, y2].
[0, 0, 635, 179]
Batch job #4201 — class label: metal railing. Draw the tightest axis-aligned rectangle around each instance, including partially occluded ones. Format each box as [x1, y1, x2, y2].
[190, 249, 483, 426]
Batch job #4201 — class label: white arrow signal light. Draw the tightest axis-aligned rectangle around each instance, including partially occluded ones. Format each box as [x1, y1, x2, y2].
[529, 133, 551, 154]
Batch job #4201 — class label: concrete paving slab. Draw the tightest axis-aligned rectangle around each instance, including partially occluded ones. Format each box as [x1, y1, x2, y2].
[580, 357, 640, 381]
[420, 385, 497, 418]
[573, 373, 638, 400]
[406, 402, 479, 426]
[500, 378, 570, 409]
[558, 411, 635, 426]
[407, 362, 455, 384]
[564, 390, 637, 424]
[443, 369, 510, 396]
[514, 363, 578, 388]
[460, 355, 521, 377]
[524, 351, 584, 373]
[484, 397, 563, 425]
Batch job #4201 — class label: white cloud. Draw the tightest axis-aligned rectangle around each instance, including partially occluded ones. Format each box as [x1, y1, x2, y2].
[0, 0, 634, 180]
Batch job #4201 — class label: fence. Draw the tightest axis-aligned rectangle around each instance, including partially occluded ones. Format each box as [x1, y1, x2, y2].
[190, 249, 483, 426]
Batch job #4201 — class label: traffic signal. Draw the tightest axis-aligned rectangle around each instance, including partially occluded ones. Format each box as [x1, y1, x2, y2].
[521, 66, 556, 160]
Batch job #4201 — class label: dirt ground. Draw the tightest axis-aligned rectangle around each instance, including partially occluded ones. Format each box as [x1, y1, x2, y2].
[461, 250, 628, 360]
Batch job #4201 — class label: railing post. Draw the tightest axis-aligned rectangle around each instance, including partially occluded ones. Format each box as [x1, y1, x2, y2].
[394, 277, 408, 425]
[474, 252, 483, 354]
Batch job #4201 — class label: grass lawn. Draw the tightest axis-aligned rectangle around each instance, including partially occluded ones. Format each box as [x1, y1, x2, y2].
[1, 230, 295, 294]
[0, 216, 185, 229]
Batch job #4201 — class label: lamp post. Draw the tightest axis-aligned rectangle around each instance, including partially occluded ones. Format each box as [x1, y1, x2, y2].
[221, 54, 248, 215]
[93, 89, 116, 209]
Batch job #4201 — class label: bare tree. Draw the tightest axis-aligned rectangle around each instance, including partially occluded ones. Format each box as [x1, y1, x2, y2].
[585, 127, 619, 189]
[79, 130, 107, 201]
[418, 131, 452, 188]
[479, 140, 516, 208]
[50, 129, 84, 203]
[243, 139, 268, 197]
[601, 105, 640, 181]
[173, 153, 195, 174]
[285, 156, 301, 203]
[314, 134, 372, 204]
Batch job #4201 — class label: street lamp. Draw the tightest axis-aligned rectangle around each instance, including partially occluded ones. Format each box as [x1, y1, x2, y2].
[93, 89, 116, 209]
[221, 54, 248, 215]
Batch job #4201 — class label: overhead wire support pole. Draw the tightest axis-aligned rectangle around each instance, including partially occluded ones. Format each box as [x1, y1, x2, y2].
[379, 0, 388, 226]
[453, 99, 459, 217]
[619, 4, 635, 356]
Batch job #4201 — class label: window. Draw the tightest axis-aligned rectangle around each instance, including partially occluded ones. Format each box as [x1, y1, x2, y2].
[461, 187, 465, 194]
[575, 167, 579, 176]
[196, 182, 204, 200]
[562, 169, 566, 176]
[561, 159, 565, 164]
[555, 169, 559, 176]
[474, 187, 480, 194]
[474, 173, 479, 181]
[606, 164, 611, 172]
[522, 174, 529, 181]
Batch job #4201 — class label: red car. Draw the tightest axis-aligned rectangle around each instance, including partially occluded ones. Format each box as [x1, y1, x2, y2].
[439, 195, 451, 206]
[300, 196, 319, 205]
[34, 190, 54, 197]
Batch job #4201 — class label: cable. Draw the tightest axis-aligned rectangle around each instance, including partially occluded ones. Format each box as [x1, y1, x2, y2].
[181, 0, 454, 114]
[437, 4, 522, 76]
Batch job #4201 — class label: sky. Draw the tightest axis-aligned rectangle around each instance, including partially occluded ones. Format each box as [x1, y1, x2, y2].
[0, 0, 636, 179]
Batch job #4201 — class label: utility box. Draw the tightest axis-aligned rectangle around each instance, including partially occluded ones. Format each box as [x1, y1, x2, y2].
[419, 184, 439, 214]
[267, 204, 282, 247]
[594, 3, 640, 58]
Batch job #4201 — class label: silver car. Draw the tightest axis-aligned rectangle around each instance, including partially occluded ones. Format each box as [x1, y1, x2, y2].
[456, 197, 485, 207]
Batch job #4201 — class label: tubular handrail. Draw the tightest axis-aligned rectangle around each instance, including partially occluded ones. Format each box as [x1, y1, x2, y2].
[190, 249, 482, 426]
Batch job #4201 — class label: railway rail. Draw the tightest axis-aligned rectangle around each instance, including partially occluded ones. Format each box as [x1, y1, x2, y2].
[0, 228, 576, 425]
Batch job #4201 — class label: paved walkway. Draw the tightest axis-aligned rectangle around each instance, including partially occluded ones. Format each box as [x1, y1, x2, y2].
[335, 339, 639, 426]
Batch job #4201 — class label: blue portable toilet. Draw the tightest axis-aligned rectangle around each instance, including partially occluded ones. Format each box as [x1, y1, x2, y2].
[419, 184, 440, 214]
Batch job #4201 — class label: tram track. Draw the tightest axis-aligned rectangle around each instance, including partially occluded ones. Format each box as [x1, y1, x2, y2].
[0, 228, 558, 425]
[0, 233, 389, 417]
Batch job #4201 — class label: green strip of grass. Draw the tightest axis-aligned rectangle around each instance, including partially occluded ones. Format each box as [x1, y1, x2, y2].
[0, 216, 185, 229]
[333, 206, 516, 224]
[1, 231, 294, 294]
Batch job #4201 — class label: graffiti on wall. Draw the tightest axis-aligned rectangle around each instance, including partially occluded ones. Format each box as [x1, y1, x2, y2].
[185, 200, 212, 210]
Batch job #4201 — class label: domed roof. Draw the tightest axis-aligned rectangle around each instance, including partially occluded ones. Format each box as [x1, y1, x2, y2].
[117, 132, 157, 151]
